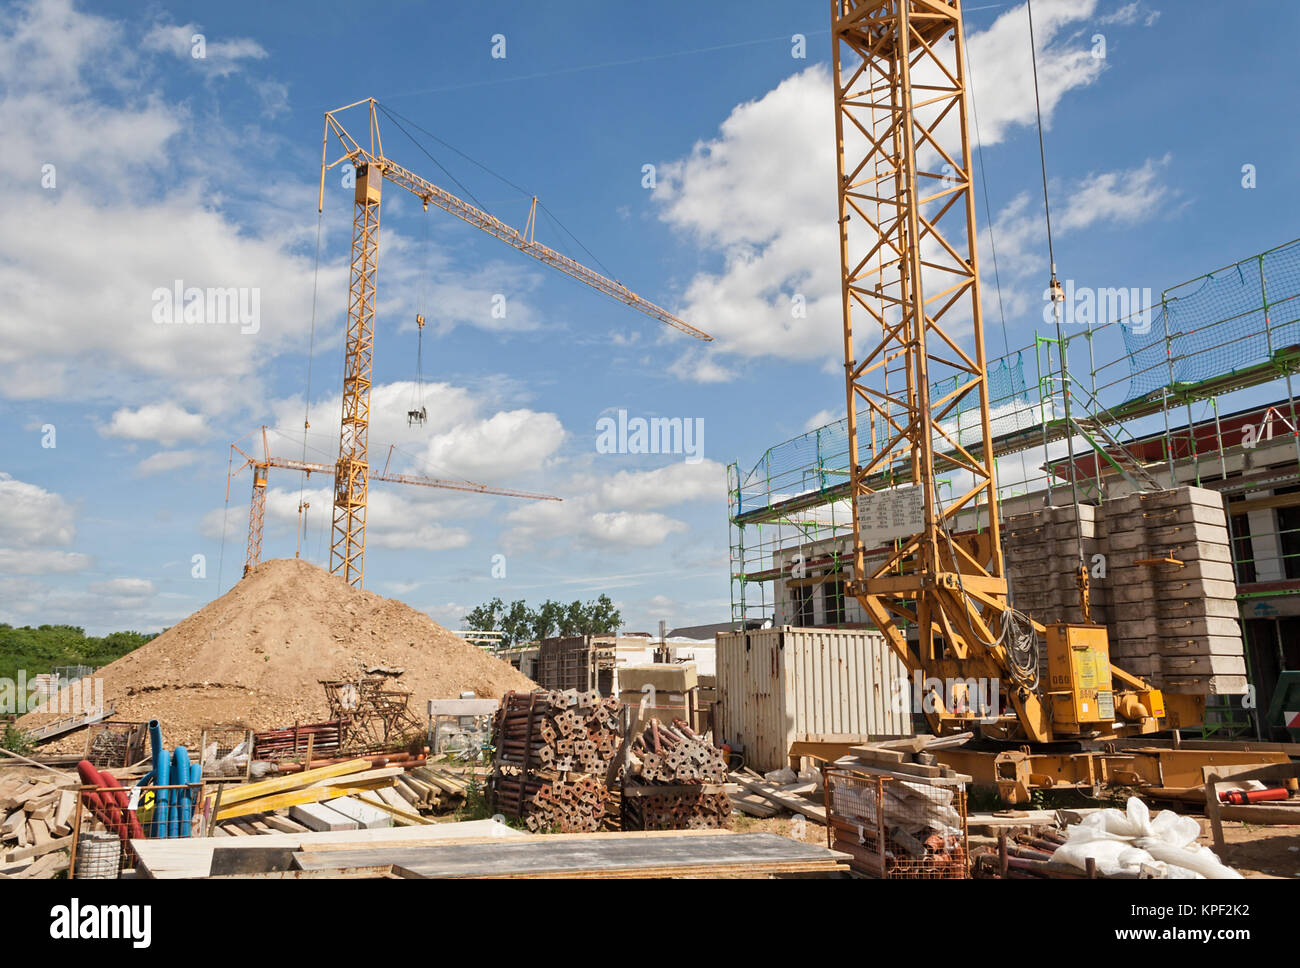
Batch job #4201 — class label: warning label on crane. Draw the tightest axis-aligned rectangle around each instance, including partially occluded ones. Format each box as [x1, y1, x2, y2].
[857, 486, 926, 547]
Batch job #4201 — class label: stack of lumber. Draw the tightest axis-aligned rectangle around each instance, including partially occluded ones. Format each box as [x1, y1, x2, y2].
[623, 718, 730, 830]
[728, 770, 827, 824]
[203, 757, 399, 827]
[490, 690, 618, 833]
[0, 772, 79, 879]
[824, 735, 971, 879]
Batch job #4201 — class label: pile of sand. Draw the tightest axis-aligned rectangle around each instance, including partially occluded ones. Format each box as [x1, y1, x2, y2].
[18, 558, 534, 750]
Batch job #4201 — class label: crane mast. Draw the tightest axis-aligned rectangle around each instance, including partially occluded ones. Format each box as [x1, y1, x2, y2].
[318, 99, 710, 588]
[832, 0, 1163, 742]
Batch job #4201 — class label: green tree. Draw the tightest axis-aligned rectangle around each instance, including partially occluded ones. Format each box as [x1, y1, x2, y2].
[462, 598, 504, 632]
[530, 600, 565, 641]
[498, 600, 533, 647]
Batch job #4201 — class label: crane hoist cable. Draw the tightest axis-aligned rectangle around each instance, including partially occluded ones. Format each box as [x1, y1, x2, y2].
[1028, 0, 1089, 616]
[408, 208, 432, 428]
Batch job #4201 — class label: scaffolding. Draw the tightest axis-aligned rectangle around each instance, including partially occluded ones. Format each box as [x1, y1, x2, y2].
[728, 239, 1300, 634]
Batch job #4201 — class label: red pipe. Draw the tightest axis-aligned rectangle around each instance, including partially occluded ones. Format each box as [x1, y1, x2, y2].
[1220, 787, 1291, 805]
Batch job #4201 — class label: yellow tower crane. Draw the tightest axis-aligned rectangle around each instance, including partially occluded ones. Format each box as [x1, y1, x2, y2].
[318, 99, 712, 588]
[830, 0, 1169, 744]
[229, 427, 559, 577]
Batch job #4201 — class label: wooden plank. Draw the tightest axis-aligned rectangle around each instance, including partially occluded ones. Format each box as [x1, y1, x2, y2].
[3, 834, 74, 864]
[729, 775, 827, 823]
[356, 794, 431, 827]
[214, 777, 395, 822]
[291, 832, 847, 879]
[211, 757, 376, 809]
[52, 790, 76, 834]
[12, 850, 68, 880]
[259, 814, 310, 834]
[130, 818, 522, 878]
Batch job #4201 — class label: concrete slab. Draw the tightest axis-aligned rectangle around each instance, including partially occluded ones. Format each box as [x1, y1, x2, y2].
[324, 796, 393, 830]
[289, 803, 358, 832]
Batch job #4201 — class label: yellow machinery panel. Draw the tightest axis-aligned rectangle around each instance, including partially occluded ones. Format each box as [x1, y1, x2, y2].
[1046, 624, 1114, 726]
[355, 163, 382, 204]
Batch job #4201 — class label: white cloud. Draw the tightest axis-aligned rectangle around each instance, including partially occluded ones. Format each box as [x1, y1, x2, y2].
[136, 449, 202, 477]
[422, 410, 566, 482]
[0, 548, 91, 575]
[506, 500, 688, 552]
[141, 23, 268, 77]
[651, 1, 1127, 380]
[593, 461, 727, 509]
[804, 410, 838, 432]
[0, 472, 77, 547]
[89, 577, 155, 597]
[103, 403, 208, 445]
[502, 460, 723, 552]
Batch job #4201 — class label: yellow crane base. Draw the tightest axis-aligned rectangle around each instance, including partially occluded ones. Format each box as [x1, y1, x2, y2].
[931, 743, 1294, 806]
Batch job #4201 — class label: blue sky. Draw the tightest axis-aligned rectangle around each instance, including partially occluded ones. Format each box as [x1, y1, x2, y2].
[3, 0, 1297, 635]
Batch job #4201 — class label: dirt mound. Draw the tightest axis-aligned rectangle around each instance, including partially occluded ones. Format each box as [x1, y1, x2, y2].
[18, 558, 533, 750]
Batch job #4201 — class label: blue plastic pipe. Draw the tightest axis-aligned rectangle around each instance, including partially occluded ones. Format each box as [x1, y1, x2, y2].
[148, 720, 170, 838]
[171, 746, 191, 838]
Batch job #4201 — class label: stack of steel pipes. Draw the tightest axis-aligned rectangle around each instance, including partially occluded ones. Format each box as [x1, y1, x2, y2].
[252, 720, 344, 760]
[489, 690, 618, 832]
[491, 772, 608, 833]
[972, 827, 1082, 879]
[622, 718, 731, 831]
[493, 690, 620, 773]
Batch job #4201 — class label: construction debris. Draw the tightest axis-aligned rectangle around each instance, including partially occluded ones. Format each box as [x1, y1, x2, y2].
[823, 744, 970, 879]
[0, 771, 78, 879]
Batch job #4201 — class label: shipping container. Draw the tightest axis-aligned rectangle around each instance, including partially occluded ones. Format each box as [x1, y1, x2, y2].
[715, 626, 912, 773]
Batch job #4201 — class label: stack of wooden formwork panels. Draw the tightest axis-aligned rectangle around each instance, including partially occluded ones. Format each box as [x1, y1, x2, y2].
[1100, 487, 1247, 697]
[1003, 502, 1111, 629]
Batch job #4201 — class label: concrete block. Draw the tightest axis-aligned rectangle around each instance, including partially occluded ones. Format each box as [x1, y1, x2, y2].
[1139, 503, 1231, 529]
[1144, 559, 1234, 584]
[1133, 486, 1227, 512]
[1159, 633, 1246, 657]
[1155, 653, 1247, 677]
[1162, 674, 1249, 696]
[1154, 596, 1240, 619]
[323, 796, 393, 829]
[289, 802, 359, 832]
[1156, 617, 1241, 640]
[1156, 577, 1237, 600]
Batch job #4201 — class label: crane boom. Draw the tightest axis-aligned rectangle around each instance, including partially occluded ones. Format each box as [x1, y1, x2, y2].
[229, 432, 559, 577]
[317, 98, 709, 588]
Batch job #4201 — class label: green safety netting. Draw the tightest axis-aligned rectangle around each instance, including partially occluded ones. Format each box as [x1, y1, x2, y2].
[1122, 241, 1300, 402]
[735, 355, 1034, 515]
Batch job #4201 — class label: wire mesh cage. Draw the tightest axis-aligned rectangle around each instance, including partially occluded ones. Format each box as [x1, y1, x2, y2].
[199, 726, 254, 778]
[84, 721, 148, 769]
[823, 766, 969, 879]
